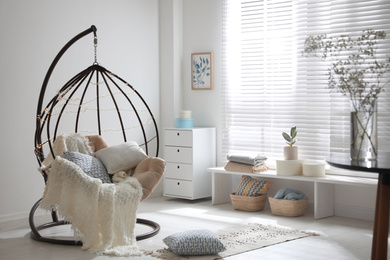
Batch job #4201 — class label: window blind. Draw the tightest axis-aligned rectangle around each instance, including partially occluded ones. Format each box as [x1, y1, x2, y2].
[222, 0, 390, 166]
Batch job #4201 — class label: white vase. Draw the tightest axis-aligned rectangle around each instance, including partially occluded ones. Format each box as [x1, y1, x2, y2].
[284, 146, 298, 160]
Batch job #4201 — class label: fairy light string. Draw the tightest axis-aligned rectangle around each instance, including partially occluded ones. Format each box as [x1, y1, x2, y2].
[35, 117, 154, 153]
[35, 89, 154, 152]
[37, 89, 141, 122]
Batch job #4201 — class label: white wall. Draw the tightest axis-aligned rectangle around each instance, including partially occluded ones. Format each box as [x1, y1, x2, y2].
[181, 0, 223, 146]
[159, 0, 222, 132]
[0, 0, 159, 220]
[159, 0, 183, 130]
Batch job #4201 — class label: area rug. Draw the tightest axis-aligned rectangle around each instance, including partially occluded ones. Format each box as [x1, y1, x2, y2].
[143, 223, 319, 260]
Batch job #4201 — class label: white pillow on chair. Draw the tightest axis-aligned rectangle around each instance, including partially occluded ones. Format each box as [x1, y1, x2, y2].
[95, 141, 148, 174]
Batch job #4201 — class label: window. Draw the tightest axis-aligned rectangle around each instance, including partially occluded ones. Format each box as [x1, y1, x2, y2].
[221, 0, 390, 171]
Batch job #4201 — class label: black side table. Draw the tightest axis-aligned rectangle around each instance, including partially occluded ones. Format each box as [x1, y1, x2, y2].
[327, 156, 390, 260]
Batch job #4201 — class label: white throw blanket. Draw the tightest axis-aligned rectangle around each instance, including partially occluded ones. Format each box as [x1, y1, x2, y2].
[40, 133, 94, 173]
[40, 133, 144, 256]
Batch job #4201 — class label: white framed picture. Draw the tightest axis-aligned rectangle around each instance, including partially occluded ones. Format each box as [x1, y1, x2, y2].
[191, 52, 213, 90]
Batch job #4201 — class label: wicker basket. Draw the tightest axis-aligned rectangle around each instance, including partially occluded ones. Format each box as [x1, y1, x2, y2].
[230, 193, 267, 212]
[268, 197, 308, 217]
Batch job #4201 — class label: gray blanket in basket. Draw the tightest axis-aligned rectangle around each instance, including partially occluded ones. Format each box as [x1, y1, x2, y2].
[274, 188, 307, 201]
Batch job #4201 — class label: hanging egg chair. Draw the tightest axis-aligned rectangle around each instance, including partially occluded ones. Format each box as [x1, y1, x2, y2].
[30, 25, 162, 245]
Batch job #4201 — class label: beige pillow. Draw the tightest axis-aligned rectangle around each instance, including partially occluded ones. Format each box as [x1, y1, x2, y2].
[95, 141, 148, 174]
[131, 157, 166, 201]
[86, 135, 109, 152]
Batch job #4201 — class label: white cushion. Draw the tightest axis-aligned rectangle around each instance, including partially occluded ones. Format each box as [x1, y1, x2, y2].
[94, 142, 148, 174]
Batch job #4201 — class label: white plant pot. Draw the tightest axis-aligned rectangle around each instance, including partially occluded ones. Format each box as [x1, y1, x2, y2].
[302, 161, 326, 177]
[284, 146, 298, 160]
[276, 160, 304, 176]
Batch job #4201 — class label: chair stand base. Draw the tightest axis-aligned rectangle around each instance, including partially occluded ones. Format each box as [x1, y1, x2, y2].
[29, 199, 160, 246]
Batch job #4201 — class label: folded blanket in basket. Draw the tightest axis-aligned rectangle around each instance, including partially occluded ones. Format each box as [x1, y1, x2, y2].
[227, 154, 267, 166]
[274, 188, 307, 201]
[224, 161, 269, 173]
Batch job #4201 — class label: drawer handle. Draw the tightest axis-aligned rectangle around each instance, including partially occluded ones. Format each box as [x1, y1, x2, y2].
[177, 182, 180, 185]
[177, 133, 180, 136]
[177, 149, 180, 153]
[177, 165, 180, 169]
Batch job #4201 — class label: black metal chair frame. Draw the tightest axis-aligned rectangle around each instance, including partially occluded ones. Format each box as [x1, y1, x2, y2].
[30, 25, 160, 245]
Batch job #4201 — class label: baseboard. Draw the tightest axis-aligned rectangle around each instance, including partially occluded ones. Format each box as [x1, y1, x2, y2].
[149, 190, 163, 198]
[0, 211, 30, 223]
[0, 208, 47, 223]
[334, 203, 375, 221]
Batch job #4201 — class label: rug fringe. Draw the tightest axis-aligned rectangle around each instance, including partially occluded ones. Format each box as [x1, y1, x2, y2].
[248, 222, 320, 236]
[142, 249, 187, 260]
[302, 230, 321, 236]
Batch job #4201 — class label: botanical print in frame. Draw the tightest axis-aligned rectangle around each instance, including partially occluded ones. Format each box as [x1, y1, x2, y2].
[191, 52, 213, 90]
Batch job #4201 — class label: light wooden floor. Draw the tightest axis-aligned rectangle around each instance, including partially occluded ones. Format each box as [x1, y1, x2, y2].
[0, 196, 387, 260]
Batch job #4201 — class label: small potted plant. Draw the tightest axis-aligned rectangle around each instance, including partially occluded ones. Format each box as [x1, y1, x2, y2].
[282, 126, 298, 160]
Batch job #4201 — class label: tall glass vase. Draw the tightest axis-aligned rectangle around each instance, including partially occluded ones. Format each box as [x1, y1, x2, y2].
[350, 99, 378, 161]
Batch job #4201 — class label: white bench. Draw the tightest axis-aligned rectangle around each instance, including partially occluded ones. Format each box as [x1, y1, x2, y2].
[207, 167, 378, 219]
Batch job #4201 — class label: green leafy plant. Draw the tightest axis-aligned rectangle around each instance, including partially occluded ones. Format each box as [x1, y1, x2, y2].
[302, 29, 390, 107]
[282, 126, 297, 147]
[192, 56, 211, 88]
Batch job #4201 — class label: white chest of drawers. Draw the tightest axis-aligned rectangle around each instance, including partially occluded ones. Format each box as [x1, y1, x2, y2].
[163, 127, 216, 200]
